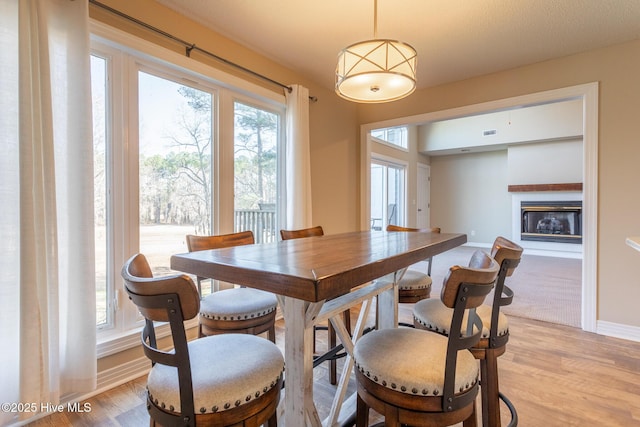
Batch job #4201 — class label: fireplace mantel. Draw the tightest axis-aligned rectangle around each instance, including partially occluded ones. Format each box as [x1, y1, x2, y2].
[508, 183, 583, 192]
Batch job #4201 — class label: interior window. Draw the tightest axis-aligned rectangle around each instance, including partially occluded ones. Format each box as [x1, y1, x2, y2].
[371, 126, 408, 149]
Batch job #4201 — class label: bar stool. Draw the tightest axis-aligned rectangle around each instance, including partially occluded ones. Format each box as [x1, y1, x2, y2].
[121, 253, 284, 427]
[280, 225, 352, 385]
[353, 250, 500, 427]
[413, 236, 523, 427]
[186, 231, 278, 342]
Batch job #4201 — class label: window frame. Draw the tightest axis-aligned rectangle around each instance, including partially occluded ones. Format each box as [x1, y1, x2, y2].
[370, 155, 408, 229]
[231, 96, 286, 239]
[371, 125, 409, 151]
[91, 20, 286, 357]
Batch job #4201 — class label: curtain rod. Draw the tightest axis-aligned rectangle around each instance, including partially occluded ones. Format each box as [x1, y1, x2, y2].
[89, 0, 317, 102]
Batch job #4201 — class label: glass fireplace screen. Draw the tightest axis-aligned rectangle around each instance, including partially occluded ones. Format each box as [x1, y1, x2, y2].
[521, 201, 582, 244]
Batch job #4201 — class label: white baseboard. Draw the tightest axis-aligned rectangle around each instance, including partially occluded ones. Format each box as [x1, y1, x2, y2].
[96, 357, 150, 392]
[66, 357, 149, 407]
[597, 320, 640, 343]
[464, 241, 582, 259]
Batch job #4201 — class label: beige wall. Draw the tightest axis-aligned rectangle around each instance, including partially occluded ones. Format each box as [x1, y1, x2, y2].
[308, 96, 359, 233]
[358, 39, 640, 328]
[430, 150, 511, 244]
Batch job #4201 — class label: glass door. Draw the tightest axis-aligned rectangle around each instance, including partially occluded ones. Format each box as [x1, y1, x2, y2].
[370, 160, 406, 230]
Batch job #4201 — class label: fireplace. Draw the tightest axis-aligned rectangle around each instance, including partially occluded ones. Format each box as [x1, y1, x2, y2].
[521, 201, 582, 244]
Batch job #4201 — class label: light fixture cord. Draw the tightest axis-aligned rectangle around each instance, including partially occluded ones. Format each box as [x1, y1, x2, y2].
[373, 0, 378, 38]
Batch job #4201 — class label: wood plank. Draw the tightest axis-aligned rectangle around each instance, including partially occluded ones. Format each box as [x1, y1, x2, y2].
[508, 183, 583, 192]
[171, 231, 466, 302]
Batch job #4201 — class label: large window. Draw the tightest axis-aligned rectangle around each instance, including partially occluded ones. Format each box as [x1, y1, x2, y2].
[91, 36, 284, 342]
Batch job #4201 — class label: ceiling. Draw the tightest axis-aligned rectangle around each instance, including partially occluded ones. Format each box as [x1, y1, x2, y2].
[155, 0, 640, 94]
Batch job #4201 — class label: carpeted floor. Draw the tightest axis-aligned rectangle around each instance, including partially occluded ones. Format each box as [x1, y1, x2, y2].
[419, 244, 582, 328]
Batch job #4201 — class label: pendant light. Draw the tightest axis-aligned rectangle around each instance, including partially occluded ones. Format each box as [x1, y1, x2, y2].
[335, 0, 417, 103]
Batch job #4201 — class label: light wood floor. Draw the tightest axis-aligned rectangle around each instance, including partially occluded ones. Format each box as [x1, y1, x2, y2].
[27, 305, 640, 426]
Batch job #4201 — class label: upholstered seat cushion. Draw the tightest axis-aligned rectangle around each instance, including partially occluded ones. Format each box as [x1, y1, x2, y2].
[353, 328, 478, 397]
[200, 288, 278, 321]
[147, 333, 284, 414]
[377, 270, 433, 290]
[413, 299, 509, 339]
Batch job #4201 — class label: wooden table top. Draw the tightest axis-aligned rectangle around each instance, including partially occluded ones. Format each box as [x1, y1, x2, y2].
[170, 230, 467, 302]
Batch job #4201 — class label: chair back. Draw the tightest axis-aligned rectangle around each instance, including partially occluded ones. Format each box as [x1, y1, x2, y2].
[386, 224, 440, 275]
[486, 236, 523, 347]
[440, 250, 498, 310]
[440, 250, 499, 411]
[121, 253, 200, 425]
[185, 231, 255, 295]
[121, 253, 200, 322]
[280, 225, 324, 240]
[491, 236, 523, 279]
[186, 230, 255, 252]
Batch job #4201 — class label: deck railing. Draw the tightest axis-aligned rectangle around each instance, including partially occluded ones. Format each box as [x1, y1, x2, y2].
[234, 209, 277, 243]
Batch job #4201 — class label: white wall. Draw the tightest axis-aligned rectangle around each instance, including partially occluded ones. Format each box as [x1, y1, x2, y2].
[508, 139, 583, 185]
[419, 99, 583, 155]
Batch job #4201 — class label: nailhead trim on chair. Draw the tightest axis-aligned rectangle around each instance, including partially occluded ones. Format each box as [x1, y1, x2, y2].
[353, 328, 479, 397]
[199, 288, 278, 321]
[146, 334, 284, 415]
[398, 271, 432, 290]
[413, 299, 509, 338]
[377, 270, 433, 290]
[355, 364, 478, 396]
[200, 306, 276, 321]
[148, 376, 282, 414]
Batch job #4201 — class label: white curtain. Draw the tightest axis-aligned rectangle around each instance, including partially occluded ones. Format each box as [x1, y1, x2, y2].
[284, 85, 313, 229]
[0, 0, 96, 424]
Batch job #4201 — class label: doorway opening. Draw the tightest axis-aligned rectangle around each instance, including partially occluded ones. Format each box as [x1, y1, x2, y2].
[360, 82, 598, 332]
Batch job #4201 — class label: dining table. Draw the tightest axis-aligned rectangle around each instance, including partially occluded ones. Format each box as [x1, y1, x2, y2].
[170, 229, 467, 427]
